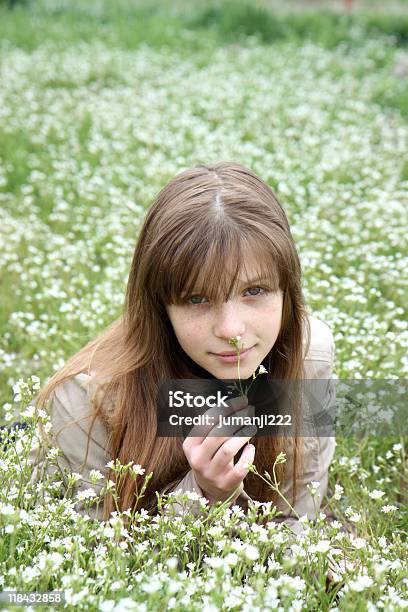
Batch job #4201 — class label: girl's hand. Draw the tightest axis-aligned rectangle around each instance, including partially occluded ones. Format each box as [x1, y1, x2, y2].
[182, 396, 257, 504]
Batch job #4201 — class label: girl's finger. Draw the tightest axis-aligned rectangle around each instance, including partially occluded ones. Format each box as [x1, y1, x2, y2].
[210, 426, 257, 472]
[183, 405, 255, 459]
[230, 443, 256, 479]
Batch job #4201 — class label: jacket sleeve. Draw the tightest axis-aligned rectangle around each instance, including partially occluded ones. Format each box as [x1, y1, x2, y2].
[253, 328, 336, 534]
[27, 374, 110, 521]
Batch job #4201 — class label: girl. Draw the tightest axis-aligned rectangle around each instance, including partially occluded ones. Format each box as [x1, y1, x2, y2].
[29, 160, 336, 535]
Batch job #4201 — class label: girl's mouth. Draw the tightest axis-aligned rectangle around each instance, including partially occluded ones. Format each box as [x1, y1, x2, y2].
[211, 346, 254, 363]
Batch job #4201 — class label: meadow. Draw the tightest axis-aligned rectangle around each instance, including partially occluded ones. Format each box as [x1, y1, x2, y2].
[0, 0, 407, 609]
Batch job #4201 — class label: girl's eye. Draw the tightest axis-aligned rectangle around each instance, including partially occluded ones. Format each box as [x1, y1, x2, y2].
[244, 286, 267, 297]
[187, 295, 207, 305]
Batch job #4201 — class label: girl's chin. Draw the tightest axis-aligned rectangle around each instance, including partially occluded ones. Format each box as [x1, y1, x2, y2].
[211, 364, 256, 380]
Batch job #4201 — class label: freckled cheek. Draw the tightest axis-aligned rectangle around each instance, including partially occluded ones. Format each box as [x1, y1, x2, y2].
[184, 323, 207, 345]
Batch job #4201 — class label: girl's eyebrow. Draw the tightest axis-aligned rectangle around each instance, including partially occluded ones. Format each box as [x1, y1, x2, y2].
[238, 277, 270, 285]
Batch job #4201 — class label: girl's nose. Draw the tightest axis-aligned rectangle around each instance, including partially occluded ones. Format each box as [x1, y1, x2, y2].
[212, 301, 246, 341]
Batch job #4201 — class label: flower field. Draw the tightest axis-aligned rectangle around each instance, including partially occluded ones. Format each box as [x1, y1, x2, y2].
[0, 1, 407, 609]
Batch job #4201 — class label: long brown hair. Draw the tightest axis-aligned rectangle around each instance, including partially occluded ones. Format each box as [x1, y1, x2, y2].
[35, 161, 311, 521]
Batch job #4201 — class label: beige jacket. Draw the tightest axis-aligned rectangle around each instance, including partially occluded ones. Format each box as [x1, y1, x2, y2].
[28, 314, 336, 534]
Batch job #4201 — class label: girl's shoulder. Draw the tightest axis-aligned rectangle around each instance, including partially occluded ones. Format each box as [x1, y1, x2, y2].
[304, 314, 335, 364]
[46, 371, 112, 441]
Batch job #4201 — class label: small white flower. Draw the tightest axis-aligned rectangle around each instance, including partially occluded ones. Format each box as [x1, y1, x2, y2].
[76, 487, 97, 501]
[204, 556, 224, 569]
[131, 464, 145, 476]
[258, 365, 268, 375]
[242, 543, 259, 561]
[110, 581, 122, 591]
[381, 504, 398, 514]
[103, 526, 115, 538]
[166, 557, 179, 570]
[310, 540, 330, 553]
[68, 472, 83, 484]
[348, 575, 374, 592]
[369, 489, 385, 500]
[392, 443, 402, 452]
[99, 601, 115, 612]
[22, 405, 36, 418]
[333, 484, 344, 500]
[89, 469, 104, 482]
[182, 490, 199, 501]
[307, 481, 320, 496]
[224, 552, 239, 567]
[352, 537, 367, 549]
[0, 503, 16, 515]
[47, 447, 60, 460]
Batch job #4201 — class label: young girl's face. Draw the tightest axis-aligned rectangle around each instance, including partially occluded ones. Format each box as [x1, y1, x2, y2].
[165, 258, 284, 380]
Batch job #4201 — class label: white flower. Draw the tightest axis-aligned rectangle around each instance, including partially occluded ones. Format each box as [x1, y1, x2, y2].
[47, 447, 60, 460]
[369, 489, 385, 500]
[89, 469, 104, 482]
[224, 552, 239, 567]
[113, 597, 142, 610]
[48, 552, 64, 569]
[348, 575, 374, 592]
[352, 537, 367, 549]
[310, 540, 330, 554]
[166, 557, 179, 570]
[381, 504, 398, 514]
[307, 481, 320, 495]
[333, 484, 344, 500]
[100, 601, 115, 612]
[76, 487, 97, 501]
[392, 443, 402, 452]
[110, 581, 123, 591]
[131, 464, 145, 476]
[103, 526, 115, 538]
[22, 405, 36, 418]
[140, 576, 162, 593]
[185, 491, 200, 501]
[204, 556, 225, 569]
[242, 543, 259, 561]
[258, 364, 268, 375]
